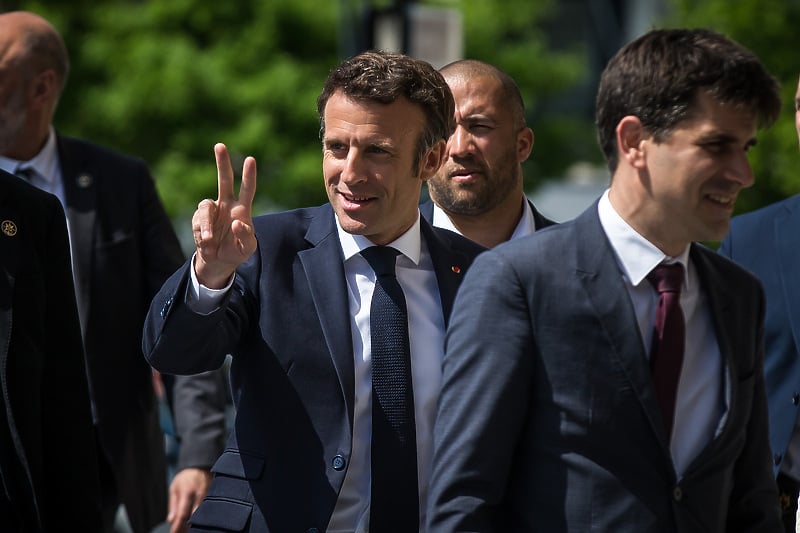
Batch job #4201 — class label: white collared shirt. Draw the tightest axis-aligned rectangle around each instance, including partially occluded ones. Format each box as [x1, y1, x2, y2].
[431, 195, 537, 239]
[597, 190, 726, 477]
[0, 127, 64, 208]
[190, 212, 444, 532]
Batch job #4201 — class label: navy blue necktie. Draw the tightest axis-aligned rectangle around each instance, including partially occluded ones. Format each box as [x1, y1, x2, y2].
[361, 246, 418, 531]
[647, 263, 685, 439]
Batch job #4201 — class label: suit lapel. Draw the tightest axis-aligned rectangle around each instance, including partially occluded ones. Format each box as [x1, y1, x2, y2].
[687, 246, 736, 455]
[421, 218, 469, 327]
[574, 207, 671, 450]
[298, 206, 356, 427]
[57, 136, 96, 335]
[774, 202, 800, 354]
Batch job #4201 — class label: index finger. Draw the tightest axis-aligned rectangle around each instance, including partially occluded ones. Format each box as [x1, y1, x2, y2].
[214, 142, 235, 202]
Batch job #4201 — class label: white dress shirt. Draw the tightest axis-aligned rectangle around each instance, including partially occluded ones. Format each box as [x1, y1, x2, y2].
[189, 212, 444, 532]
[0, 128, 64, 208]
[597, 190, 727, 477]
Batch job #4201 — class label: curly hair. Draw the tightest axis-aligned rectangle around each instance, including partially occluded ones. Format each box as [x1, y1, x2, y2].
[317, 50, 455, 171]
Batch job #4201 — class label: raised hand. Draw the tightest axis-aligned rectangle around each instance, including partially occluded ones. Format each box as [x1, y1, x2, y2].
[192, 143, 258, 288]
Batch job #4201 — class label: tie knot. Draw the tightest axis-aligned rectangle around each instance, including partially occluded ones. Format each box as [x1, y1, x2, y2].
[361, 246, 401, 278]
[14, 166, 36, 182]
[647, 263, 684, 294]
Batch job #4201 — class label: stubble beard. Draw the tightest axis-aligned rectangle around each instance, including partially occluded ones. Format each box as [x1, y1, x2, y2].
[429, 157, 520, 216]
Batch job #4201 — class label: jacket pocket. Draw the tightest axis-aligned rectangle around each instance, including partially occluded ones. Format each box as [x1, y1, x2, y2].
[189, 497, 253, 531]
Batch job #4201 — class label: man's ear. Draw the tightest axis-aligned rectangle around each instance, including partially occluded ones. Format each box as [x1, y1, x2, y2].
[28, 69, 58, 110]
[616, 115, 648, 169]
[419, 139, 446, 182]
[516, 127, 534, 163]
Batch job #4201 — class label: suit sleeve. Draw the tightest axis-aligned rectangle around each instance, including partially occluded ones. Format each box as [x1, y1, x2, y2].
[427, 249, 535, 532]
[173, 368, 229, 470]
[135, 163, 185, 298]
[727, 285, 783, 531]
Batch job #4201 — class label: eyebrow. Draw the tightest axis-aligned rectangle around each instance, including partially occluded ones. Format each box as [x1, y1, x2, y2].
[697, 131, 757, 150]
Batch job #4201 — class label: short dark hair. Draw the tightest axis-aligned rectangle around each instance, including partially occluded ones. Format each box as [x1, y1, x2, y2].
[317, 50, 455, 170]
[595, 28, 781, 172]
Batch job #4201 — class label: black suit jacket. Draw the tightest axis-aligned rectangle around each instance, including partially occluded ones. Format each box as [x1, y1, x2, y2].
[419, 198, 556, 232]
[0, 170, 101, 531]
[58, 135, 185, 531]
[428, 202, 781, 532]
[143, 204, 485, 532]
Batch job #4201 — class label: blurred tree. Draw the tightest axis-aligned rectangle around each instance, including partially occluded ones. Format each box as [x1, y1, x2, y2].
[665, 0, 800, 214]
[25, 0, 340, 223]
[16, 0, 587, 223]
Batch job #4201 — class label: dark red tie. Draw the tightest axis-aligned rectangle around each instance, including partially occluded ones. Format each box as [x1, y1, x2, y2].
[647, 263, 685, 438]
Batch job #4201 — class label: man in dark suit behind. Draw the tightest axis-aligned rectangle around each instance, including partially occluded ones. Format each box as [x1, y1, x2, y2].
[0, 170, 101, 531]
[428, 29, 783, 532]
[718, 74, 800, 532]
[0, 11, 193, 532]
[421, 60, 554, 245]
[143, 51, 485, 532]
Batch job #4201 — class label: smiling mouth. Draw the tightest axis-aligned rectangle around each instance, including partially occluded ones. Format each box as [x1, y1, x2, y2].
[706, 193, 735, 207]
[339, 191, 376, 206]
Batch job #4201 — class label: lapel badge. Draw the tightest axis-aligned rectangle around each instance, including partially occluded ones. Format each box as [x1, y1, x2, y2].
[1, 220, 18, 237]
[76, 173, 93, 188]
[451, 265, 461, 274]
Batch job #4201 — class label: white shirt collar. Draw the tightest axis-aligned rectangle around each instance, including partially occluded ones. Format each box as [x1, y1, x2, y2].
[336, 211, 422, 266]
[597, 189, 690, 289]
[431, 195, 536, 238]
[0, 127, 59, 185]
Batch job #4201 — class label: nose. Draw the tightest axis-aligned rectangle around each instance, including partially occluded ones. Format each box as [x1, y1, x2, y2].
[729, 150, 754, 189]
[447, 124, 473, 158]
[340, 149, 367, 185]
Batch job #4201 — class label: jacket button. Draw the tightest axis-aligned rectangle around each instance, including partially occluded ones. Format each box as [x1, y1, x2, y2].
[672, 486, 683, 502]
[332, 455, 346, 471]
[793, 393, 800, 405]
[160, 296, 173, 318]
[775, 453, 783, 465]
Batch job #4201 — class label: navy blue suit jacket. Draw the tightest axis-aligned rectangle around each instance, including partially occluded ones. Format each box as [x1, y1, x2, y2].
[428, 202, 780, 532]
[719, 194, 800, 476]
[143, 204, 485, 532]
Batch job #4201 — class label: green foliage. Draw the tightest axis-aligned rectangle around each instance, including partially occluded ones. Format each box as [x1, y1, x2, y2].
[665, 0, 800, 214]
[18, 0, 587, 218]
[25, 0, 339, 218]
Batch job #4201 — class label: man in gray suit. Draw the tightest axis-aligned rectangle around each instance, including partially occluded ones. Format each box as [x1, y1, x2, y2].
[428, 28, 783, 532]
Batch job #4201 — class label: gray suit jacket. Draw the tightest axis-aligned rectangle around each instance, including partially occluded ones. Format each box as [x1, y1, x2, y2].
[428, 202, 781, 532]
[143, 204, 486, 532]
